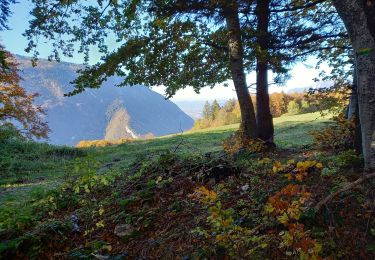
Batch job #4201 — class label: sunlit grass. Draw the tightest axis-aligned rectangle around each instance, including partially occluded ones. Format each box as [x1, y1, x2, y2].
[0, 111, 332, 205]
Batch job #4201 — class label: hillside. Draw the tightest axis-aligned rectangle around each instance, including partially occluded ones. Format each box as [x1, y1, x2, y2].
[1, 112, 374, 259]
[16, 56, 194, 146]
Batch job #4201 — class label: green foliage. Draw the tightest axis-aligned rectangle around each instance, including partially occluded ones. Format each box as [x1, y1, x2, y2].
[210, 100, 221, 121]
[202, 101, 212, 121]
[287, 100, 301, 115]
[64, 155, 118, 194]
[335, 150, 363, 168]
[0, 123, 25, 142]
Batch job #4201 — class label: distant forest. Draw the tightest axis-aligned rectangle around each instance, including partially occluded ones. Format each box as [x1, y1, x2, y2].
[194, 91, 325, 129]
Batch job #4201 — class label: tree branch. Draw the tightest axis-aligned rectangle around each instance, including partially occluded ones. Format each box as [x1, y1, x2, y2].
[270, 0, 327, 13]
[315, 172, 375, 212]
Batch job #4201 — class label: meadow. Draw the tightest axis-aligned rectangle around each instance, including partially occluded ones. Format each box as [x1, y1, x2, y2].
[0, 112, 330, 205]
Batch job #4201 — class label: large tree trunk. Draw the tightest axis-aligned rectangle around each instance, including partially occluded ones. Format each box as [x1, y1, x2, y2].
[255, 0, 274, 143]
[333, 0, 375, 171]
[223, 2, 258, 138]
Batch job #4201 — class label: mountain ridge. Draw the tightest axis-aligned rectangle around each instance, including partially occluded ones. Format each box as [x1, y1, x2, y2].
[16, 55, 194, 146]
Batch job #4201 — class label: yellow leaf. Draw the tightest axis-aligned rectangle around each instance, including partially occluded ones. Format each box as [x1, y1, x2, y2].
[273, 161, 283, 173]
[156, 176, 163, 184]
[297, 161, 304, 169]
[277, 213, 289, 224]
[264, 203, 275, 213]
[96, 220, 105, 228]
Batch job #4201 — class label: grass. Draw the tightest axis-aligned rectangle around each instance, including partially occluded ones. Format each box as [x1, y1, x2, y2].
[0, 112, 331, 205]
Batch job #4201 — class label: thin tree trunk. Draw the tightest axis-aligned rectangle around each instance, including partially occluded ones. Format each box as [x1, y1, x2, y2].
[255, 0, 274, 143]
[223, 2, 258, 139]
[347, 65, 362, 153]
[333, 0, 375, 171]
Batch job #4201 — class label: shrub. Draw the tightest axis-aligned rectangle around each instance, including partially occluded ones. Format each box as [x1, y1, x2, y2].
[335, 150, 363, 168]
[0, 123, 25, 142]
[190, 186, 265, 258]
[76, 138, 133, 148]
[223, 130, 265, 155]
[310, 114, 355, 151]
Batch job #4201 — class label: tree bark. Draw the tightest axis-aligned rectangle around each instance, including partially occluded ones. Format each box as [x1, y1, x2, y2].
[255, 0, 274, 143]
[333, 0, 375, 171]
[362, 0, 375, 39]
[223, 2, 258, 138]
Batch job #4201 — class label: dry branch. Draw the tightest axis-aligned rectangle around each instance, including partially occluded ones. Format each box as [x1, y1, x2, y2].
[315, 172, 375, 212]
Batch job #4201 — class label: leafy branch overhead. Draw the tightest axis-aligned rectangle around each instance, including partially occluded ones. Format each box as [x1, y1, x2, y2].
[26, 1, 347, 95]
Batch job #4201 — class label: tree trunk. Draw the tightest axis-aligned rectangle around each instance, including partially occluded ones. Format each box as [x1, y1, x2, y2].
[347, 65, 362, 153]
[223, 2, 258, 138]
[333, 0, 375, 171]
[255, 0, 274, 143]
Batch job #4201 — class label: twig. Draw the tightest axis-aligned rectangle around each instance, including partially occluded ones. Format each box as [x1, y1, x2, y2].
[314, 172, 375, 212]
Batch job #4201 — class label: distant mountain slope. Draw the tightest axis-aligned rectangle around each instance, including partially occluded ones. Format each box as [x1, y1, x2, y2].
[16, 56, 194, 146]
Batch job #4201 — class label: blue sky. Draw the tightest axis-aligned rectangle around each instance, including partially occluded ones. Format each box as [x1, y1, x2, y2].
[0, 1, 328, 101]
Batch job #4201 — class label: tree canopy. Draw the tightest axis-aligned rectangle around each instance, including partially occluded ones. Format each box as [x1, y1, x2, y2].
[0, 46, 49, 138]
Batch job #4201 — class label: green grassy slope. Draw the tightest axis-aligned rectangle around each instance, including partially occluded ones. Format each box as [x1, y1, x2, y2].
[0, 112, 331, 205]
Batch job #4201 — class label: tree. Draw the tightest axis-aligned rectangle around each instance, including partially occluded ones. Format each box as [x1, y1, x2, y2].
[0, 46, 49, 138]
[202, 101, 212, 121]
[0, 0, 16, 70]
[210, 99, 221, 121]
[26, 0, 258, 139]
[253, 0, 274, 142]
[269, 92, 288, 117]
[223, 98, 236, 112]
[24, 0, 350, 144]
[0, 0, 15, 30]
[240, 0, 347, 143]
[287, 100, 301, 115]
[332, 0, 375, 170]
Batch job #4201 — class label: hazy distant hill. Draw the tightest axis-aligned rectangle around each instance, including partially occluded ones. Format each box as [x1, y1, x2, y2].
[16, 56, 194, 146]
[287, 81, 334, 94]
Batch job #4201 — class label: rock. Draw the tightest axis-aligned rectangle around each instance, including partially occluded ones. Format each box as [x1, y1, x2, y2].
[114, 224, 134, 237]
[241, 184, 250, 192]
[92, 254, 110, 260]
[70, 214, 80, 233]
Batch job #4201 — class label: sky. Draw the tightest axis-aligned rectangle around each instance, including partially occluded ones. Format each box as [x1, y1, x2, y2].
[0, 1, 329, 102]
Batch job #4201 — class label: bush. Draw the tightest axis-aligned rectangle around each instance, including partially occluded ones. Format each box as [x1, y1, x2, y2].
[335, 150, 363, 168]
[0, 123, 25, 142]
[310, 114, 355, 151]
[76, 138, 133, 148]
[223, 130, 265, 155]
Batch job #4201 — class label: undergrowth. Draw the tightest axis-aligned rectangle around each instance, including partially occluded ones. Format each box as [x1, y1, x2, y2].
[1, 145, 373, 259]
